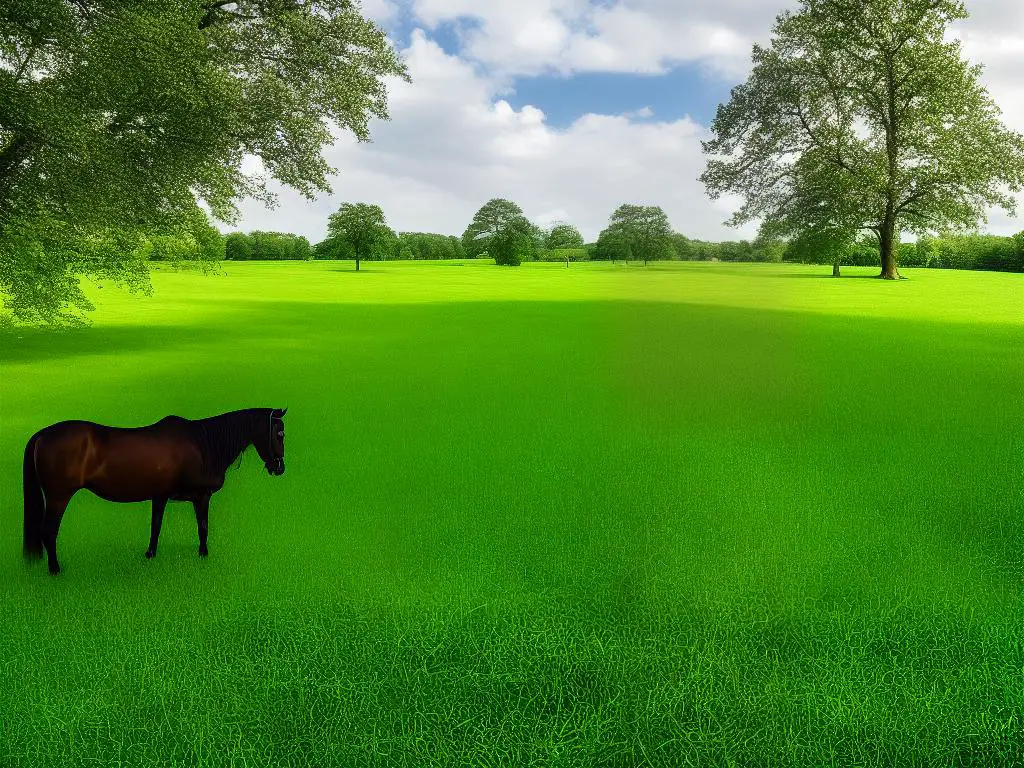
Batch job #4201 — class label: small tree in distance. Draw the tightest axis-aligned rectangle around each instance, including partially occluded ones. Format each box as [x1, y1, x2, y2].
[544, 223, 584, 250]
[603, 204, 675, 266]
[325, 203, 396, 271]
[544, 223, 585, 267]
[462, 199, 527, 258]
[489, 216, 537, 266]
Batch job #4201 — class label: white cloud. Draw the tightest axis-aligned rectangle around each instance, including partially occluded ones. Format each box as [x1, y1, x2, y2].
[234, 3, 1024, 244]
[407, 0, 780, 78]
[358, 0, 400, 24]
[237, 32, 732, 243]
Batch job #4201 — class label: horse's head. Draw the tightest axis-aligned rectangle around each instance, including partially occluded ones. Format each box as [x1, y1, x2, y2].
[255, 408, 287, 476]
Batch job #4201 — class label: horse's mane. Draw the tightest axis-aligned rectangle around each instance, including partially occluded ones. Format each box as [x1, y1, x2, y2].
[192, 409, 264, 474]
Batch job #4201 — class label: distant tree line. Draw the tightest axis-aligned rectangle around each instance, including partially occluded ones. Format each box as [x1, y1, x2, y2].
[224, 232, 313, 261]
[778, 233, 1024, 273]
[216, 197, 1024, 275]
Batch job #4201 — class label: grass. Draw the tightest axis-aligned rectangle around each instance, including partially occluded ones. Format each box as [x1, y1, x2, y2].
[1, 259, 1022, 766]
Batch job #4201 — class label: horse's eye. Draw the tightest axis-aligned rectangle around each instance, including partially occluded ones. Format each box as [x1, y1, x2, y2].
[277, 431, 285, 438]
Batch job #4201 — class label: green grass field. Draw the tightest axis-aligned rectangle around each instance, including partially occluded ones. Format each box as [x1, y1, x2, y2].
[1, 260, 1022, 766]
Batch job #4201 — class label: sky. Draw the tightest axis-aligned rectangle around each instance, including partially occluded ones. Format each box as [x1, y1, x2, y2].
[235, 0, 1024, 243]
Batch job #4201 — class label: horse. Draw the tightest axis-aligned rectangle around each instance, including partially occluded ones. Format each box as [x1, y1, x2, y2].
[22, 408, 287, 574]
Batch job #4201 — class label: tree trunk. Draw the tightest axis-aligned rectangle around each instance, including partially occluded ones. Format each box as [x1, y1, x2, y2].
[878, 217, 901, 279]
[355, 255, 360, 271]
[832, 254, 841, 277]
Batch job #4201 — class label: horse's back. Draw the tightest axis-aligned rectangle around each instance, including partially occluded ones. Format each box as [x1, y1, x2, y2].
[32, 419, 101, 444]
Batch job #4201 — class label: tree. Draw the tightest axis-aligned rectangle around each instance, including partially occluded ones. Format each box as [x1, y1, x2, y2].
[314, 235, 354, 261]
[225, 233, 253, 262]
[461, 199, 526, 258]
[543, 223, 585, 267]
[701, 0, 1024, 280]
[1, 1, 408, 323]
[225, 232, 312, 261]
[544, 223, 584, 251]
[604, 204, 674, 266]
[145, 212, 225, 267]
[325, 203, 395, 271]
[594, 226, 631, 263]
[396, 232, 465, 260]
[786, 228, 856, 277]
[489, 216, 537, 267]
[669, 233, 693, 260]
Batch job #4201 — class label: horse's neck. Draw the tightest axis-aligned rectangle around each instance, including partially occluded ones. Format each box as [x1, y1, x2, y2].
[200, 413, 255, 473]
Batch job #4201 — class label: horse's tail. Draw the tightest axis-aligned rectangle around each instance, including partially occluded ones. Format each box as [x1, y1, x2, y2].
[23, 433, 45, 561]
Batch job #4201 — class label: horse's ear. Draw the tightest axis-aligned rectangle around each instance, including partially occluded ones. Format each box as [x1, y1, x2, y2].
[281, 407, 287, 417]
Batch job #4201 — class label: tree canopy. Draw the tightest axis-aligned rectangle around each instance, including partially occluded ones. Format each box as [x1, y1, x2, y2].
[461, 199, 527, 259]
[1, 0, 408, 323]
[225, 231, 312, 261]
[544, 223, 584, 251]
[488, 216, 538, 267]
[324, 203, 396, 271]
[599, 204, 674, 266]
[701, 0, 1024, 279]
[395, 233, 466, 261]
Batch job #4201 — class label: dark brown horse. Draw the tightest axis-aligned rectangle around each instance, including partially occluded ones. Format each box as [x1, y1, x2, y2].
[22, 408, 287, 574]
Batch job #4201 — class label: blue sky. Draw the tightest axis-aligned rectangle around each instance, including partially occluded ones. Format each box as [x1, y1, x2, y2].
[380, 11, 734, 128]
[504, 68, 732, 129]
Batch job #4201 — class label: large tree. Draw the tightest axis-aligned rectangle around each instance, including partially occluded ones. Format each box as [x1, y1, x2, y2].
[324, 203, 395, 271]
[461, 199, 529, 259]
[1, 0, 408, 323]
[602, 204, 674, 266]
[700, 0, 1024, 279]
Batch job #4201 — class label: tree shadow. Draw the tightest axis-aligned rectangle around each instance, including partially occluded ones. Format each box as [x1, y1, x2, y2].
[776, 273, 890, 280]
[1, 323, 203, 365]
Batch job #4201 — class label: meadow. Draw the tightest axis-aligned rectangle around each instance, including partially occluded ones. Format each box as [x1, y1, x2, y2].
[1, 259, 1022, 766]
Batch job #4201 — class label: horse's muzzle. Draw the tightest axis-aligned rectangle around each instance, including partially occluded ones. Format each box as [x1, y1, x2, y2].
[266, 458, 285, 476]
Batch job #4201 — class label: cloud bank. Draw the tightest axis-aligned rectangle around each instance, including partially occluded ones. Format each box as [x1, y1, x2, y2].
[236, 0, 1024, 243]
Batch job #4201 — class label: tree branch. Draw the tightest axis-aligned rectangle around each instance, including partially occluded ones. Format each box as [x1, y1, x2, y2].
[199, 1, 255, 30]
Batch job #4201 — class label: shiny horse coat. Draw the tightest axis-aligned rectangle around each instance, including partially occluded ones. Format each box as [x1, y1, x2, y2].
[22, 408, 286, 574]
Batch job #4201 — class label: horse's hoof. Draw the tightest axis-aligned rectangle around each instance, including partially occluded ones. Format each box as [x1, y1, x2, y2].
[198, 549, 208, 558]
[145, 550, 156, 559]
[48, 566, 61, 575]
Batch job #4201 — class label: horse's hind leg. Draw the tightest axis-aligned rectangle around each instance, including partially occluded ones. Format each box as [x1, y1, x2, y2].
[193, 494, 211, 557]
[42, 497, 70, 575]
[146, 497, 168, 559]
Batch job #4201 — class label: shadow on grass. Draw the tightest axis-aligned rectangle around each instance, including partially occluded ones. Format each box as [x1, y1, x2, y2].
[1, 281, 1017, 368]
[774, 273, 892, 280]
[0, 323, 205, 365]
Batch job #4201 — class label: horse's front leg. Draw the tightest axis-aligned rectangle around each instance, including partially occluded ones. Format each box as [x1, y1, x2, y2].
[146, 497, 168, 559]
[194, 494, 211, 557]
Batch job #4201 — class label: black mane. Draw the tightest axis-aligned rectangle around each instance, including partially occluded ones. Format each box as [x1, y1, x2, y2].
[192, 409, 266, 475]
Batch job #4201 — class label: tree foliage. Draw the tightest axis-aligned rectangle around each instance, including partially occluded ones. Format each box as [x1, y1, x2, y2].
[600, 204, 674, 266]
[145, 214, 225, 266]
[324, 203, 396, 271]
[461, 199, 526, 258]
[1, 0, 408, 323]
[489, 216, 538, 267]
[701, 0, 1024, 279]
[593, 227, 630, 262]
[394, 233, 466, 260]
[544, 223, 584, 251]
[225, 231, 311, 261]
